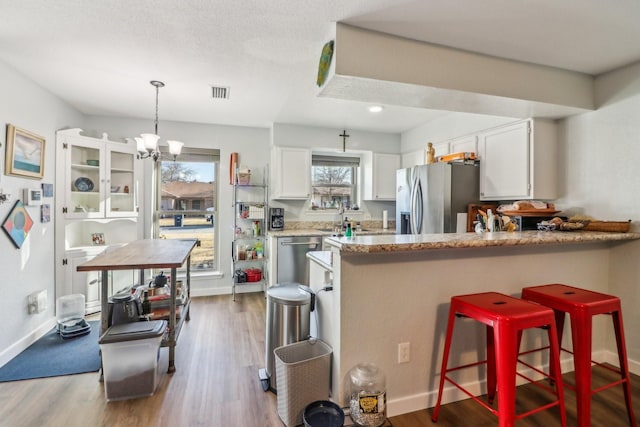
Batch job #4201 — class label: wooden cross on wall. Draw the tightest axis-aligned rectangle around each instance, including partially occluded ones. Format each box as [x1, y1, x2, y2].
[339, 129, 350, 152]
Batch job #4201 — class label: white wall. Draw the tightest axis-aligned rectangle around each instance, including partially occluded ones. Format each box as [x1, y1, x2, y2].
[554, 61, 640, 363]
[554, 61, 640, 223]
[0, 60, 84, 365]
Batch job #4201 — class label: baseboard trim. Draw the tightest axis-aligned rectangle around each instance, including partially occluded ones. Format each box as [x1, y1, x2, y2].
[0, 318, 57, 368]
[191, 284, 264, 298]
[387, 352, 615, 417]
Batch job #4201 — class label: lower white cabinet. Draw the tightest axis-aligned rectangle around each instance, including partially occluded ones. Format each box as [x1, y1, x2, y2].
[362, 153, 401, 200]
[478, 119, 557, 201]
[64, 248, 133, 314]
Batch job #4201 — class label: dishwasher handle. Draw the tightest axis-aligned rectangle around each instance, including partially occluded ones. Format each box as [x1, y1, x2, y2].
[280, 241, 320, 247]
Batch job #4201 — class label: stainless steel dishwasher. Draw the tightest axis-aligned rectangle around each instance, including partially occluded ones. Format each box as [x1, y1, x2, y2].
[276, 236, 322, 286]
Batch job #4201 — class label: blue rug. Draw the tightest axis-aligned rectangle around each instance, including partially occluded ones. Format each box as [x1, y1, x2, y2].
[0, 321, 101, 382]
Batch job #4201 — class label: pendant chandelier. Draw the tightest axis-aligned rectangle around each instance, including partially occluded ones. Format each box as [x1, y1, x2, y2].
[135, 80, 183, 161]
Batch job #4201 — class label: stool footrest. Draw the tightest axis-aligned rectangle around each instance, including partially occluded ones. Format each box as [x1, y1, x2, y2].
[442, 375, 498, 416]
[515, 360, 559, 396]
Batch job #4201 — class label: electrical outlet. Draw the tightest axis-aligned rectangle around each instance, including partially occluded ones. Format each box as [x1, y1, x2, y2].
[398, 342, 410, 363]
[27, 290, 47, 314]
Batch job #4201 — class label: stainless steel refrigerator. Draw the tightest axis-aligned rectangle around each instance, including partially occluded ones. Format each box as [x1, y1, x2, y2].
[396, 162, 480, 234]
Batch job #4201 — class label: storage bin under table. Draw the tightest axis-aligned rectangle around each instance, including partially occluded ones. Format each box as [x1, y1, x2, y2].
[99, 320, 167, 401]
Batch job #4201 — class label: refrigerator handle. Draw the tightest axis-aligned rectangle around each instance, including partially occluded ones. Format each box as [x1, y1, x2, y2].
[410, 174, 422, 234]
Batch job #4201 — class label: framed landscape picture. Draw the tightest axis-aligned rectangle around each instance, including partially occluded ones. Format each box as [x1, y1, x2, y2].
[5, 124, 46, 179]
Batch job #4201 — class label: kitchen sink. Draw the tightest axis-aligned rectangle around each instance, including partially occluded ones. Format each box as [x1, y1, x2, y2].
[316, 228, 372, 233]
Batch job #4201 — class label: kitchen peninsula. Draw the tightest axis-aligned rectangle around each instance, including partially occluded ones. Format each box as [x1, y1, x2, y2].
[307, 230, 640, 417]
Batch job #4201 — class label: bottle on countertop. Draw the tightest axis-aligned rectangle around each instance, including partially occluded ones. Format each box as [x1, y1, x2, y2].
[486, 209, 495, 232]
[345, 223, 353, 238]
[142, 290, 151, 316]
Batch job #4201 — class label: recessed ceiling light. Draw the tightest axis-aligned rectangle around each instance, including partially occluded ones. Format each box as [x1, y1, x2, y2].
[368, 105, 383, 113]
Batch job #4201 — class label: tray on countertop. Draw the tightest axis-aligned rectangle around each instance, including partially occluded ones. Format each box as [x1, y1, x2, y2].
[582, 220, 631, 232]
[498, 209, 560, 217]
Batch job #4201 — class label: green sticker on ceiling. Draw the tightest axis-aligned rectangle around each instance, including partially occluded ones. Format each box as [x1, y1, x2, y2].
[316, 40, 334, 87]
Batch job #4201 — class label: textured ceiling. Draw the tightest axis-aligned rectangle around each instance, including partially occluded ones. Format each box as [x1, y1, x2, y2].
[0, 0, 639, 133]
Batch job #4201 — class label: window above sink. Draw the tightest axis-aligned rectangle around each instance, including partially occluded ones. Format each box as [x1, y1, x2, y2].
[310, 154, 360, 210]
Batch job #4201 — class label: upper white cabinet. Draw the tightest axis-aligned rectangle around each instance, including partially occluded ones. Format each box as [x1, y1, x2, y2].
[362, 153, 401, 201]
[59, 129, 139, 218]
[270, 146, 311, 199]
[478, 119, 557, 201]
[402, 142, 450, 168]
[401, 149, 424, 168]
[433, 142, 450, 158]
[450, 135, 478, 157]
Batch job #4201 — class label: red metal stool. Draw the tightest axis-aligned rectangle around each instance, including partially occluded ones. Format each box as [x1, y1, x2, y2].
[432, 292, 567, 427]
[521, 283, 636, 427]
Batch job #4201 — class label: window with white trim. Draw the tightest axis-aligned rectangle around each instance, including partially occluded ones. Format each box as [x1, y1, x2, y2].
[310, 154, 360, 210]
[156, 148, 220, 270]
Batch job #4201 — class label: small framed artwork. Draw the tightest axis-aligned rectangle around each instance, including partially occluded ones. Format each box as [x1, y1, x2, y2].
[5, 124, 46, 180]
[41, 183, 53, 197]
[41, 204, 51, 223]
[91, 232, 105, 245]
[23, 188, 43, 205]
[2, 200, 34, 249]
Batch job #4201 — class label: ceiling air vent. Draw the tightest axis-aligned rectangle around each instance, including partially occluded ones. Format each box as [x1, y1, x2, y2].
[211, 86, 230, 100]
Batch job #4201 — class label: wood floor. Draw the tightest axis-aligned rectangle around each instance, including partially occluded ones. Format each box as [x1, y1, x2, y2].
[0, 293, 638, 426]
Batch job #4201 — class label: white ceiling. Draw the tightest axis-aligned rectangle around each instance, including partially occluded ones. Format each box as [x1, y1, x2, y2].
[1, 0, 639, 134]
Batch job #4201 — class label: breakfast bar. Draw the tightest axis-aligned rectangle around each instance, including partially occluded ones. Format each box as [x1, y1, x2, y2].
[77, 238, 198, 372]
[308, 230, 640, 417]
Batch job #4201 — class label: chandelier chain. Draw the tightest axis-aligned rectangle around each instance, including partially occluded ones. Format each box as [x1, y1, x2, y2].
[154, 83, 160, 135]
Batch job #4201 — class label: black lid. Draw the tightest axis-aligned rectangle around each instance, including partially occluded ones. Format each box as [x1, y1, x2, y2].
[99, 320, 166, 344]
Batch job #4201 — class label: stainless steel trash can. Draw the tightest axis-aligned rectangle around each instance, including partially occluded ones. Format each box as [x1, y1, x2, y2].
[259, 283, 314, 392]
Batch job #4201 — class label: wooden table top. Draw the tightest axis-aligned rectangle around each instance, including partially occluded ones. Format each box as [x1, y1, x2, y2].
[76, 239, 198, 271]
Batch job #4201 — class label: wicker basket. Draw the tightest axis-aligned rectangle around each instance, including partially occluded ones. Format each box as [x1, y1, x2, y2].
[274, 339, 332, 427]
[582, 220, 631, 232]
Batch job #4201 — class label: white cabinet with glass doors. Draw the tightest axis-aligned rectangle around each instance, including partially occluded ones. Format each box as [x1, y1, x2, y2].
[55, 128, 142, 314]
[60, 129, 139, 218]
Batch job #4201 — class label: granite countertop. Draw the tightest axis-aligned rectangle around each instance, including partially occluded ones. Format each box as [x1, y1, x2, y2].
[268, 228, 396, 238]
[306, 250, 333, 271]
[324, 231, 640, 254]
